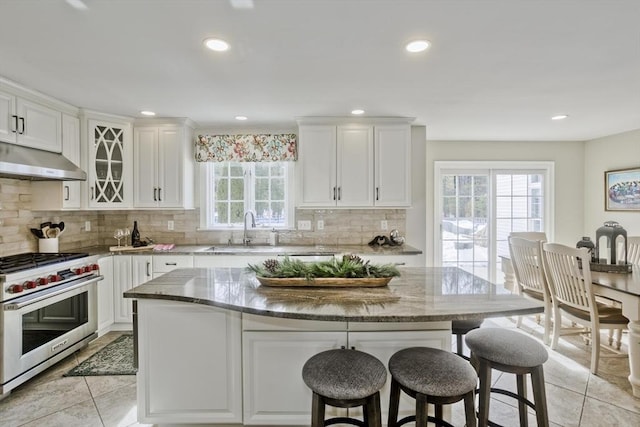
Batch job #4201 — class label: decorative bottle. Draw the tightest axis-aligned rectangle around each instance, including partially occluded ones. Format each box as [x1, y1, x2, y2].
[131, 221, 141, 247]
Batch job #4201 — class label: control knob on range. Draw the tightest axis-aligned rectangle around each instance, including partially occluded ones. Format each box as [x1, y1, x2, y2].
[48, 274, 61, 283]
[7, 284, 24, 294]
[74, 267, 84, 275]
[38, 277, 49, 286]
[24, 280, 37, 289]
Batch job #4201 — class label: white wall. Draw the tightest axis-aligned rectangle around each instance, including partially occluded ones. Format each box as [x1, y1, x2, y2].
[422, 140, 585, 266]
[584, 128, 640, 238]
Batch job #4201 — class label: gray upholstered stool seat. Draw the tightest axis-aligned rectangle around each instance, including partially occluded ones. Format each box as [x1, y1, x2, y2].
[302, 348, 386, 427]
[452, 318, 484, 359]
[465, 328, 549, 427]
[388, 347, 477, 427]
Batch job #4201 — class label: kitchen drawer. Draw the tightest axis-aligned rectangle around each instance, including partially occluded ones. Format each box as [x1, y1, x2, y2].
[152, 255, 194, 273]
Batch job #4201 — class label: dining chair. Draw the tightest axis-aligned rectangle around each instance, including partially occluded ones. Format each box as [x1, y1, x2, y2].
[541, 243, 628, 374]
[508, 232, 549, 339]
[508, 236, 553, 345]
[627, 236, 640, 266]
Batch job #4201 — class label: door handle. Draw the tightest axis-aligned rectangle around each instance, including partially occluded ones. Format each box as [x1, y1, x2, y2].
[11, 115, 18, 133]
[64, 185, 70, 201]
[333, 187, 336, 200]
[19, 117, 25, 134]
[146, 261, 151, 277]
[338, 187, 341, 200]
[153, 188, 157, 201]
[158, 188, 161, 201]
[90, 186, 94, 200]
[376, 187, 379, 200]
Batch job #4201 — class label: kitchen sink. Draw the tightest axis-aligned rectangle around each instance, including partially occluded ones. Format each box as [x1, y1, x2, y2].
[202, 245, 336, 256]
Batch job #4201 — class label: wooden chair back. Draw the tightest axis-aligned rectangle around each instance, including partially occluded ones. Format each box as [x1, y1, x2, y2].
[541, 243, 595, 315]
[627, 236, 640, 266]
[508, 236, 549, 297]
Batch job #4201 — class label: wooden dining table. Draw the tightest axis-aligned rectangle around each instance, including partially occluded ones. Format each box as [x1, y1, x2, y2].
[590, 270, 640, 397]
[501, 256, 640, 397]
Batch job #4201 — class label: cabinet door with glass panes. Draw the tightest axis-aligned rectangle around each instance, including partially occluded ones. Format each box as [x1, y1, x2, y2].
[87, 119, 133, 209]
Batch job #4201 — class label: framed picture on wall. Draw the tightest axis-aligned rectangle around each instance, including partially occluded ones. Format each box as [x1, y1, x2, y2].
[605, 167, 640, 211]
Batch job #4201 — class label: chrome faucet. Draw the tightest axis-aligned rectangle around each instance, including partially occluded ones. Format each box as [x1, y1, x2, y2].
[243, 210, 256, 246]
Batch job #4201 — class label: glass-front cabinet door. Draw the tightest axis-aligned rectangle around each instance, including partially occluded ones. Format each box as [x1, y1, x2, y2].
[88, 119, 132, 208]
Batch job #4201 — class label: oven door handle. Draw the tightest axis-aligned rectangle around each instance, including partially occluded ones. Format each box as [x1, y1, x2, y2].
[3, 275, 103, 310]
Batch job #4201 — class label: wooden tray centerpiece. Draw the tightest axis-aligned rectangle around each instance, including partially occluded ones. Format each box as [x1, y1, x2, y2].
[247, 255, 401, 288]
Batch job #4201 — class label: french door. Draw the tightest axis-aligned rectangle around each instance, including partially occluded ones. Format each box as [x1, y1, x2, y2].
[434, 161, 554, 284]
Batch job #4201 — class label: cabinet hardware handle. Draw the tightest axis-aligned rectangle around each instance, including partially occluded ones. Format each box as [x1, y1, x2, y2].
[340, 345, 346, 349]
[158, 188, 162, 201]
[11, 115, 18, 133]
[146, 261, 151, 277]
[333, 187, 336, 200]
[64, 185, 70, 201]
[351, 346, 355, 350]
[19, 117, 25, 134]
[153, 188, 157, 201]
[338, 187, 341, 200]
[90, 186, 94, 200]
[376, 187, 379, 200]
[165, 262, 177, 266]
[394, 262, 406, 266]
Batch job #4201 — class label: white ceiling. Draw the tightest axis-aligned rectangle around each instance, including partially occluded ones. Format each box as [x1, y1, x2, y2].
[1, 0, 638, 141]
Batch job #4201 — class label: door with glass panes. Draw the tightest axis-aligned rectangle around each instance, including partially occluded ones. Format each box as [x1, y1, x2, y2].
[435, 162, 552, 284]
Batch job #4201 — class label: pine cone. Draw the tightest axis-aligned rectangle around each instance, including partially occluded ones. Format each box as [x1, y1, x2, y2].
[343, 254, 364, 264]
[263, 259, 280, 274]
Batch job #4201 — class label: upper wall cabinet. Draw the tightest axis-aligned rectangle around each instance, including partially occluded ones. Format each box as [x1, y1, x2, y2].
[133, 120, 195, 209]
[31, 114, 83, 210]
[297, 118, 413, 208]
[86, 115, 133, 209]
[0, 89, 62, 153]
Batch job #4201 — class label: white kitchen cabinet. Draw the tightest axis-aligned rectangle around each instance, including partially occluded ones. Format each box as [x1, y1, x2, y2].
[374, 125, 411, 206]
[112, 255, 151, 325]
[242, 331, 346, 425]
[97, 256, 114, 334]
[133, 121, 195, 209]
[137, 299, 243, 424]
[112, 255, 133, 324]
[297, 119, 412, 208]
[86, 117, 133, 209]
[298, 124, 373, 207]
[31, 114, 82, 210]
[0, 89, 62, 152]
[152, 254, 193, 278]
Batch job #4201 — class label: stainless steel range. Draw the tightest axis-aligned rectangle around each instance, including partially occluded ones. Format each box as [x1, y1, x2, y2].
[0, 252, 103, 397]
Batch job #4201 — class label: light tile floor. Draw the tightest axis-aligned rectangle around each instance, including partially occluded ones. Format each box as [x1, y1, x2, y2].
[1, 317, 639, 426]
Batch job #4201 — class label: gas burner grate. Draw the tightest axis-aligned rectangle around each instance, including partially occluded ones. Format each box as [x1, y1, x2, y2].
[0, 252, 89, 274]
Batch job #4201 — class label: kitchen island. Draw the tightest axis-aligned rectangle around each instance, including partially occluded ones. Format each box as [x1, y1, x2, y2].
[124, 267, 543, 426]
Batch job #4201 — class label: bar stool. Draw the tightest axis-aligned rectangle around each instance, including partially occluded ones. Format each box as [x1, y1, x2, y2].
[302, 348, 386, 427]
[452, 319, 483, 360]
[465, 328, 549, 427]
[388, 347, 477, 427]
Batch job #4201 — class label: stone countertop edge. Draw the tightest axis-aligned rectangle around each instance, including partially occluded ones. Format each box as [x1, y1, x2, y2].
[123, 267, 543, 323]
[80, 244, 422, 257]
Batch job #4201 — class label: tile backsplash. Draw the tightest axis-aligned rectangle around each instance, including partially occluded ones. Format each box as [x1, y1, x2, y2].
[0, 178, 406, 256]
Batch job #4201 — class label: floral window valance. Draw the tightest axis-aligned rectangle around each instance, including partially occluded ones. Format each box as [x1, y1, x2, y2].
[195, 134, 297, 162]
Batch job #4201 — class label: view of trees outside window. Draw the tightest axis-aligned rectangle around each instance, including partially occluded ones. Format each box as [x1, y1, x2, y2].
[438, 167, 546, 285]
[209, 162, 288, 228]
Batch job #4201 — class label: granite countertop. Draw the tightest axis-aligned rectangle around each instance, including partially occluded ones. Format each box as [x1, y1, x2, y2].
[124, 267, 543, 322]
[81, 244, 422, 257]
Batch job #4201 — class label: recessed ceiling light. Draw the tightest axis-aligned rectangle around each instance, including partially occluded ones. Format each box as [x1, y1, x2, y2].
[235, 116, 248, 121]
[551, 114, 568, 120]
[351, 109, 365, 115]
[405, 40, 430, 53]
[204, 38, 230, 52]
[140, 111, 156, 116]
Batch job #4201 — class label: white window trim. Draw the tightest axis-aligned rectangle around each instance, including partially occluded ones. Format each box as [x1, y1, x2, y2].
[433, 160, 555, 281]
[198, 162, 296, 230]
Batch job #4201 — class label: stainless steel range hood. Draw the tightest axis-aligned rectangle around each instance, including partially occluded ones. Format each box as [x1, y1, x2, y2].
[0, 142, 86, 181]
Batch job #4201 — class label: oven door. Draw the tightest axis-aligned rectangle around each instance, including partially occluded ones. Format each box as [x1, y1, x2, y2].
[1, 276, 101, 385]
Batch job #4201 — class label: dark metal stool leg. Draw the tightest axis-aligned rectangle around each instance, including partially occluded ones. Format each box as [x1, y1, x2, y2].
[311, 392, 325, 427]
[463, 390, 477, 427]
[516, 374, 528, 427]
[365, 392, 382, 427]
[477, 358, 492, 427]
[388, 378, 401, 427]
[416, 393, 429, 426]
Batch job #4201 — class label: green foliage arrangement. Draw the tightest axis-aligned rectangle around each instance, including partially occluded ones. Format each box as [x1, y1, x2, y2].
[247, 254, 401, 280]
